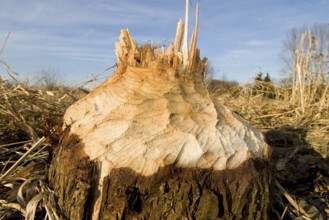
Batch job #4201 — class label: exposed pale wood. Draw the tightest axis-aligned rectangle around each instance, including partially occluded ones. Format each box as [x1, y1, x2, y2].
[167, 42, 173, 55]
[174, 19, 184, 54]
[182, 0, 189, 66]
[49, 3, 272, 219]
[188, 4, 199, 72]
[114, 5, 203, 77]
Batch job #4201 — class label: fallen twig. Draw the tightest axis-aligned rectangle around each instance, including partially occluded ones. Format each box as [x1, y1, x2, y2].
[275, 180, 311, 219]
[0, 137, 46, 181]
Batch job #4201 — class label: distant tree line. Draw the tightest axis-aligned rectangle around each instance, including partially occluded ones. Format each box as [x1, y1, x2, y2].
[204, 62, 240, 95]
[255, 72, 271, 83]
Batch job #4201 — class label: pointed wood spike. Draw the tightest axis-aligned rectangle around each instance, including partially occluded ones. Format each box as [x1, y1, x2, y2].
[191, 4, 199, 55]
[174, 19, 184, 54]
[182, 0, 189, 67]
[167, 42, 173, 55]
[188, 4, 199, 72]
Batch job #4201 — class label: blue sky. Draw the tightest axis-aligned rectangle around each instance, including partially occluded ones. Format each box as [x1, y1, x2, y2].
[0, 0, 328, 85]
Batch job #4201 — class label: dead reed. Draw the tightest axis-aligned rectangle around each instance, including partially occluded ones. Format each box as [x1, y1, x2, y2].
[1, 73, 328, 219]
[214, 80, 329, 219]
[0, 32, 327, 219]
[0, 59, 116, 219]
[208, 32, 329, 217]
[292, 31, 329, 116]
[0, 78, 85, 219]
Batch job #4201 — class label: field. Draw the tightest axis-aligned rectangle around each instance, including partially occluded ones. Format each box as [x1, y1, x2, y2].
[0, 76, 328, 219]
[216, 81, 329, 219]
[1, 30, 329, 218]
[0, 80, 87, 219]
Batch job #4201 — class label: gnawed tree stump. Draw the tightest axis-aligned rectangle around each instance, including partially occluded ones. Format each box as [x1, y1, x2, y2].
[48, 4, 271, 220]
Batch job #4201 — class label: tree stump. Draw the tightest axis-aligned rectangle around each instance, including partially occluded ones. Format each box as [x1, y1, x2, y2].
[48, 5, 271, 220]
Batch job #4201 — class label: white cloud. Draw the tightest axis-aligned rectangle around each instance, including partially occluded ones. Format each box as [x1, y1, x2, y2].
[244, 39, 276, 46]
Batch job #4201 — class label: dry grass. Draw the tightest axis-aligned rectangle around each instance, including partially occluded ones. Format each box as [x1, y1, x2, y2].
[1, 75, 328, 219]
[0, 58, 115, 219]
[0, 31, 328, 218]
[215, 81, 329, 219]
[0, 79, 86, 219]
[292, 31, 329, 115]
[211, 33, 329, 218]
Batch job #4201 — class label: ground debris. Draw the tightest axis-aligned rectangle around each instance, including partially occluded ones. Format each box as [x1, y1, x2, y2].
[0, 80, 84, 219]
[219, 87, 329, 220]
[1, 76, 328, 219]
